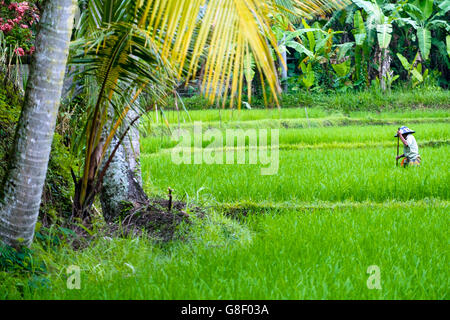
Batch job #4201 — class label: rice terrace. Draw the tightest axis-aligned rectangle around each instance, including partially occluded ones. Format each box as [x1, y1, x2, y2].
[0, 0, 449, 305]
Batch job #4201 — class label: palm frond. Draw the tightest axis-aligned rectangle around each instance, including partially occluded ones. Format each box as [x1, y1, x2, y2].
[137, 0, 350, 108]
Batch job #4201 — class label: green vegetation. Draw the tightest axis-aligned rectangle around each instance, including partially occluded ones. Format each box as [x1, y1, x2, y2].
[156, 105, 450, 124]
[141, 114, 449, 154]
[277, 0, 450, 91]
[0, 76, 74, 221]
[143, 146, 449, 203]
[2, 106, 448, 300]
[0, 0, 449, 302]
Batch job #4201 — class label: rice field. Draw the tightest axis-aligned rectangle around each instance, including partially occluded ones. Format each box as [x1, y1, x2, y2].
[143, 106, 450, 124]
[6, 107, 448, 300]
[142, 147, 449, 203]
[139, 108, 449, 299]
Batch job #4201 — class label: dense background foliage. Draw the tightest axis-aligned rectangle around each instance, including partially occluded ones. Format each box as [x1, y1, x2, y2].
[175, 0, 450, 102]
[273, 0, 449, 92]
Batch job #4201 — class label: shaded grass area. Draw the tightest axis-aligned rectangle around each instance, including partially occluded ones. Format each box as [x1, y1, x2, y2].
[8, 205, 448, 299]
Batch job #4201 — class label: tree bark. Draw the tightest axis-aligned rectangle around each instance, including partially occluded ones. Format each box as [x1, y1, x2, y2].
[99, 104, 147, 221]
[99, 133, 147, 222]
[122, 108, 142, 185]
[0, 0, 76, 248]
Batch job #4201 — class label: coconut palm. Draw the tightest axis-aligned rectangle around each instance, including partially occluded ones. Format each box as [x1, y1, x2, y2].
[0, 0, 77, 248]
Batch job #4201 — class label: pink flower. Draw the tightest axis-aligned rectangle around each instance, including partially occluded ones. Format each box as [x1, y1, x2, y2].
[1, 24, 13, 32]
[8, 3, 18, 11]
[26, 46, 35, 55]
[20, 24, 28, 29]
[14, 47, 25, 56]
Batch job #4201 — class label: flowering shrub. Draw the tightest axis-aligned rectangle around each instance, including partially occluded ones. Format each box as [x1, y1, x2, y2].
[0, 1, 39, 58]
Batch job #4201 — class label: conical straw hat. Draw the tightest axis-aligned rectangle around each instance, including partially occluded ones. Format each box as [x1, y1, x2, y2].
[395, 126, 415, 137]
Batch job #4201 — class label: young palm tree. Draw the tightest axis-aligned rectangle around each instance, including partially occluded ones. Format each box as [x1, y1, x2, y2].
[70, 0, 350, 220]
[0, 0, 77, 248]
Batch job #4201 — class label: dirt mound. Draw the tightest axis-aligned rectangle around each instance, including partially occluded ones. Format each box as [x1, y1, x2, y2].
[108, 198, 205, 241]
[39, 197, 206, 250]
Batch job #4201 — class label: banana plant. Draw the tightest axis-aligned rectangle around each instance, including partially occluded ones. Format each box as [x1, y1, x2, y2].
[331, 59, 351, 77]
[299, 62, 315, 91]
[331, 58, 352, 90]
[401, 0, 450, 60]
[384, 70, 399, 92]
[397, 52, 429, 87]
[281, 19, 354, 89]
[353, 0, 408, 91]
[271, 13, 291, 92]
[352, 0, 402, 49]
[352, 9, 370, 86]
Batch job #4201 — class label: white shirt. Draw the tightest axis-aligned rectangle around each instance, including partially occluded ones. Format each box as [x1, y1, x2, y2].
[404, 135, 419, 160]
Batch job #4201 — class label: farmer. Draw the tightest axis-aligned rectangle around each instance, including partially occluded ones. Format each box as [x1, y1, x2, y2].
[395, 126, 421, 167]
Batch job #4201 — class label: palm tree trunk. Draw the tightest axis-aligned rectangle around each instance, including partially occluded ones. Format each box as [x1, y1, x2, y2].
[0, 0, 76, 248]
[98, 104, 147, 221]
[99, 133, 148, 222]
[122, 106, 142, 185]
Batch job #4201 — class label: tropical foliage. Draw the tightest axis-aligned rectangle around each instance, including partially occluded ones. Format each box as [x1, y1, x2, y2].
[0, 0, 449, 300]
[263, 0, 450, 94]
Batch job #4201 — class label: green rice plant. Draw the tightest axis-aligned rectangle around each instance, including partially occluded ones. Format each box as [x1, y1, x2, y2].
[140, 123, 449, 155]
[275, 123, 449, 146]
[142, 146, 449, 203]
[142, 106, 450, 127]
[142, 107, 329, 125]
[12, 205, 448, 299]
